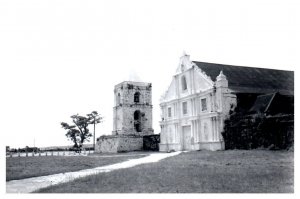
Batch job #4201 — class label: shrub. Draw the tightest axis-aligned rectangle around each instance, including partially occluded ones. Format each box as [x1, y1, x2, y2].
[222, 113, 293, 150]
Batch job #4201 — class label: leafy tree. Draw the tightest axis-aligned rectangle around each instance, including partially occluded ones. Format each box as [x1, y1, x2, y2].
[61, 122, 81, 149]
[61, 112, 102, 152]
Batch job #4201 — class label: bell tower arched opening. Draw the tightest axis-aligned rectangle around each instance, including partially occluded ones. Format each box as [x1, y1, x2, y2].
[134, 110, 142, 132]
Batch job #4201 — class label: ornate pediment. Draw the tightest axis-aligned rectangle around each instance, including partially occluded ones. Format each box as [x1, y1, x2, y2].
[161, 52, 217, 103]
[175, 52, 195, 74]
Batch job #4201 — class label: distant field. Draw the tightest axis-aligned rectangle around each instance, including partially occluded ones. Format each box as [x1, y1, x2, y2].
[6, 153, 147, 181]
[36, 150, 294, 193]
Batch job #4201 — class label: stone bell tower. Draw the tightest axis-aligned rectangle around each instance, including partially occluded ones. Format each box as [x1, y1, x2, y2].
[112, 81, 154, 136]
[96, 81, 154, 153]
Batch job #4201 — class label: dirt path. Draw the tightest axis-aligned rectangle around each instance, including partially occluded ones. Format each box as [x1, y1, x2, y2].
[6, 152, 181, 193]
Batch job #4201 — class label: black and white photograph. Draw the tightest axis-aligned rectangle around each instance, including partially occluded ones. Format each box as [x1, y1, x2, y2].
[1, 0, 298, 197]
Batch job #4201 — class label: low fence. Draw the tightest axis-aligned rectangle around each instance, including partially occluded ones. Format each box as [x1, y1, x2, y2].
[6, 150, 95, 158]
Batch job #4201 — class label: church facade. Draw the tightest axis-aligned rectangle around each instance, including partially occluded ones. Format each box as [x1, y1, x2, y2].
[159, 53, 293, 151]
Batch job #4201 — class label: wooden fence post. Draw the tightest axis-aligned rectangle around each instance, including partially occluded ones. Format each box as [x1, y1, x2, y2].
[51, 151, 53, 156]
[26, 152, 28, 157]
[18, 152, 20, 157]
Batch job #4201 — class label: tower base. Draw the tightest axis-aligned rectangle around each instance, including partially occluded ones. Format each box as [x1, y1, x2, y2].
[95, 135, 143, 153]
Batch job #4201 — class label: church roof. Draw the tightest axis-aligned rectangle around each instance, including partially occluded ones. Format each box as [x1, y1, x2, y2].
[193, 61, 294, 95]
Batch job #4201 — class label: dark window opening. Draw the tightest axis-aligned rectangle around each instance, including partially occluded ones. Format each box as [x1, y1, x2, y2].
[201, 98, 207, 111]
[134, 110, 142, 132]
[134, 92, 140, 103]
[135, 123, 141, 132]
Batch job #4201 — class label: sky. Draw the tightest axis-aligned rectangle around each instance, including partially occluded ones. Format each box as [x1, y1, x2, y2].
[0, 0, 298, 149]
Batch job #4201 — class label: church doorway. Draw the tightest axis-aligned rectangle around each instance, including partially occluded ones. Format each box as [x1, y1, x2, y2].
[182, 126, 191, 150]
[134, 110, 142, 132]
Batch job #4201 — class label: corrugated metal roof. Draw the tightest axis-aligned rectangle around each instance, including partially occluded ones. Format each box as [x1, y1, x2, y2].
[249, 93, 276, 113]
[193, 61, 294, 95]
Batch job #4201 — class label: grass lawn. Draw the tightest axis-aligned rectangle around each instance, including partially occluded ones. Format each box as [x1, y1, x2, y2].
[36, 150, 293, 193]
[6, 153, 148, 181]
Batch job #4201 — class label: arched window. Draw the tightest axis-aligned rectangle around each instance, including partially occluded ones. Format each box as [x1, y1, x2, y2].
[134, 92, 140, 103]
[181, 75, 187, 91]
[117, 93, 121, 105]
[134, 110, 142, 132]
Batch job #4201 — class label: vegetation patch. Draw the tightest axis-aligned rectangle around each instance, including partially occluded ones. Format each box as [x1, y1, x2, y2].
[222, 93, 294, 150]
[223, 114, 293, 150]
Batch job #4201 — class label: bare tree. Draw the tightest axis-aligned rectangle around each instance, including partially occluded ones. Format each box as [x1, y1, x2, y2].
[87, 111, 103, 150]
